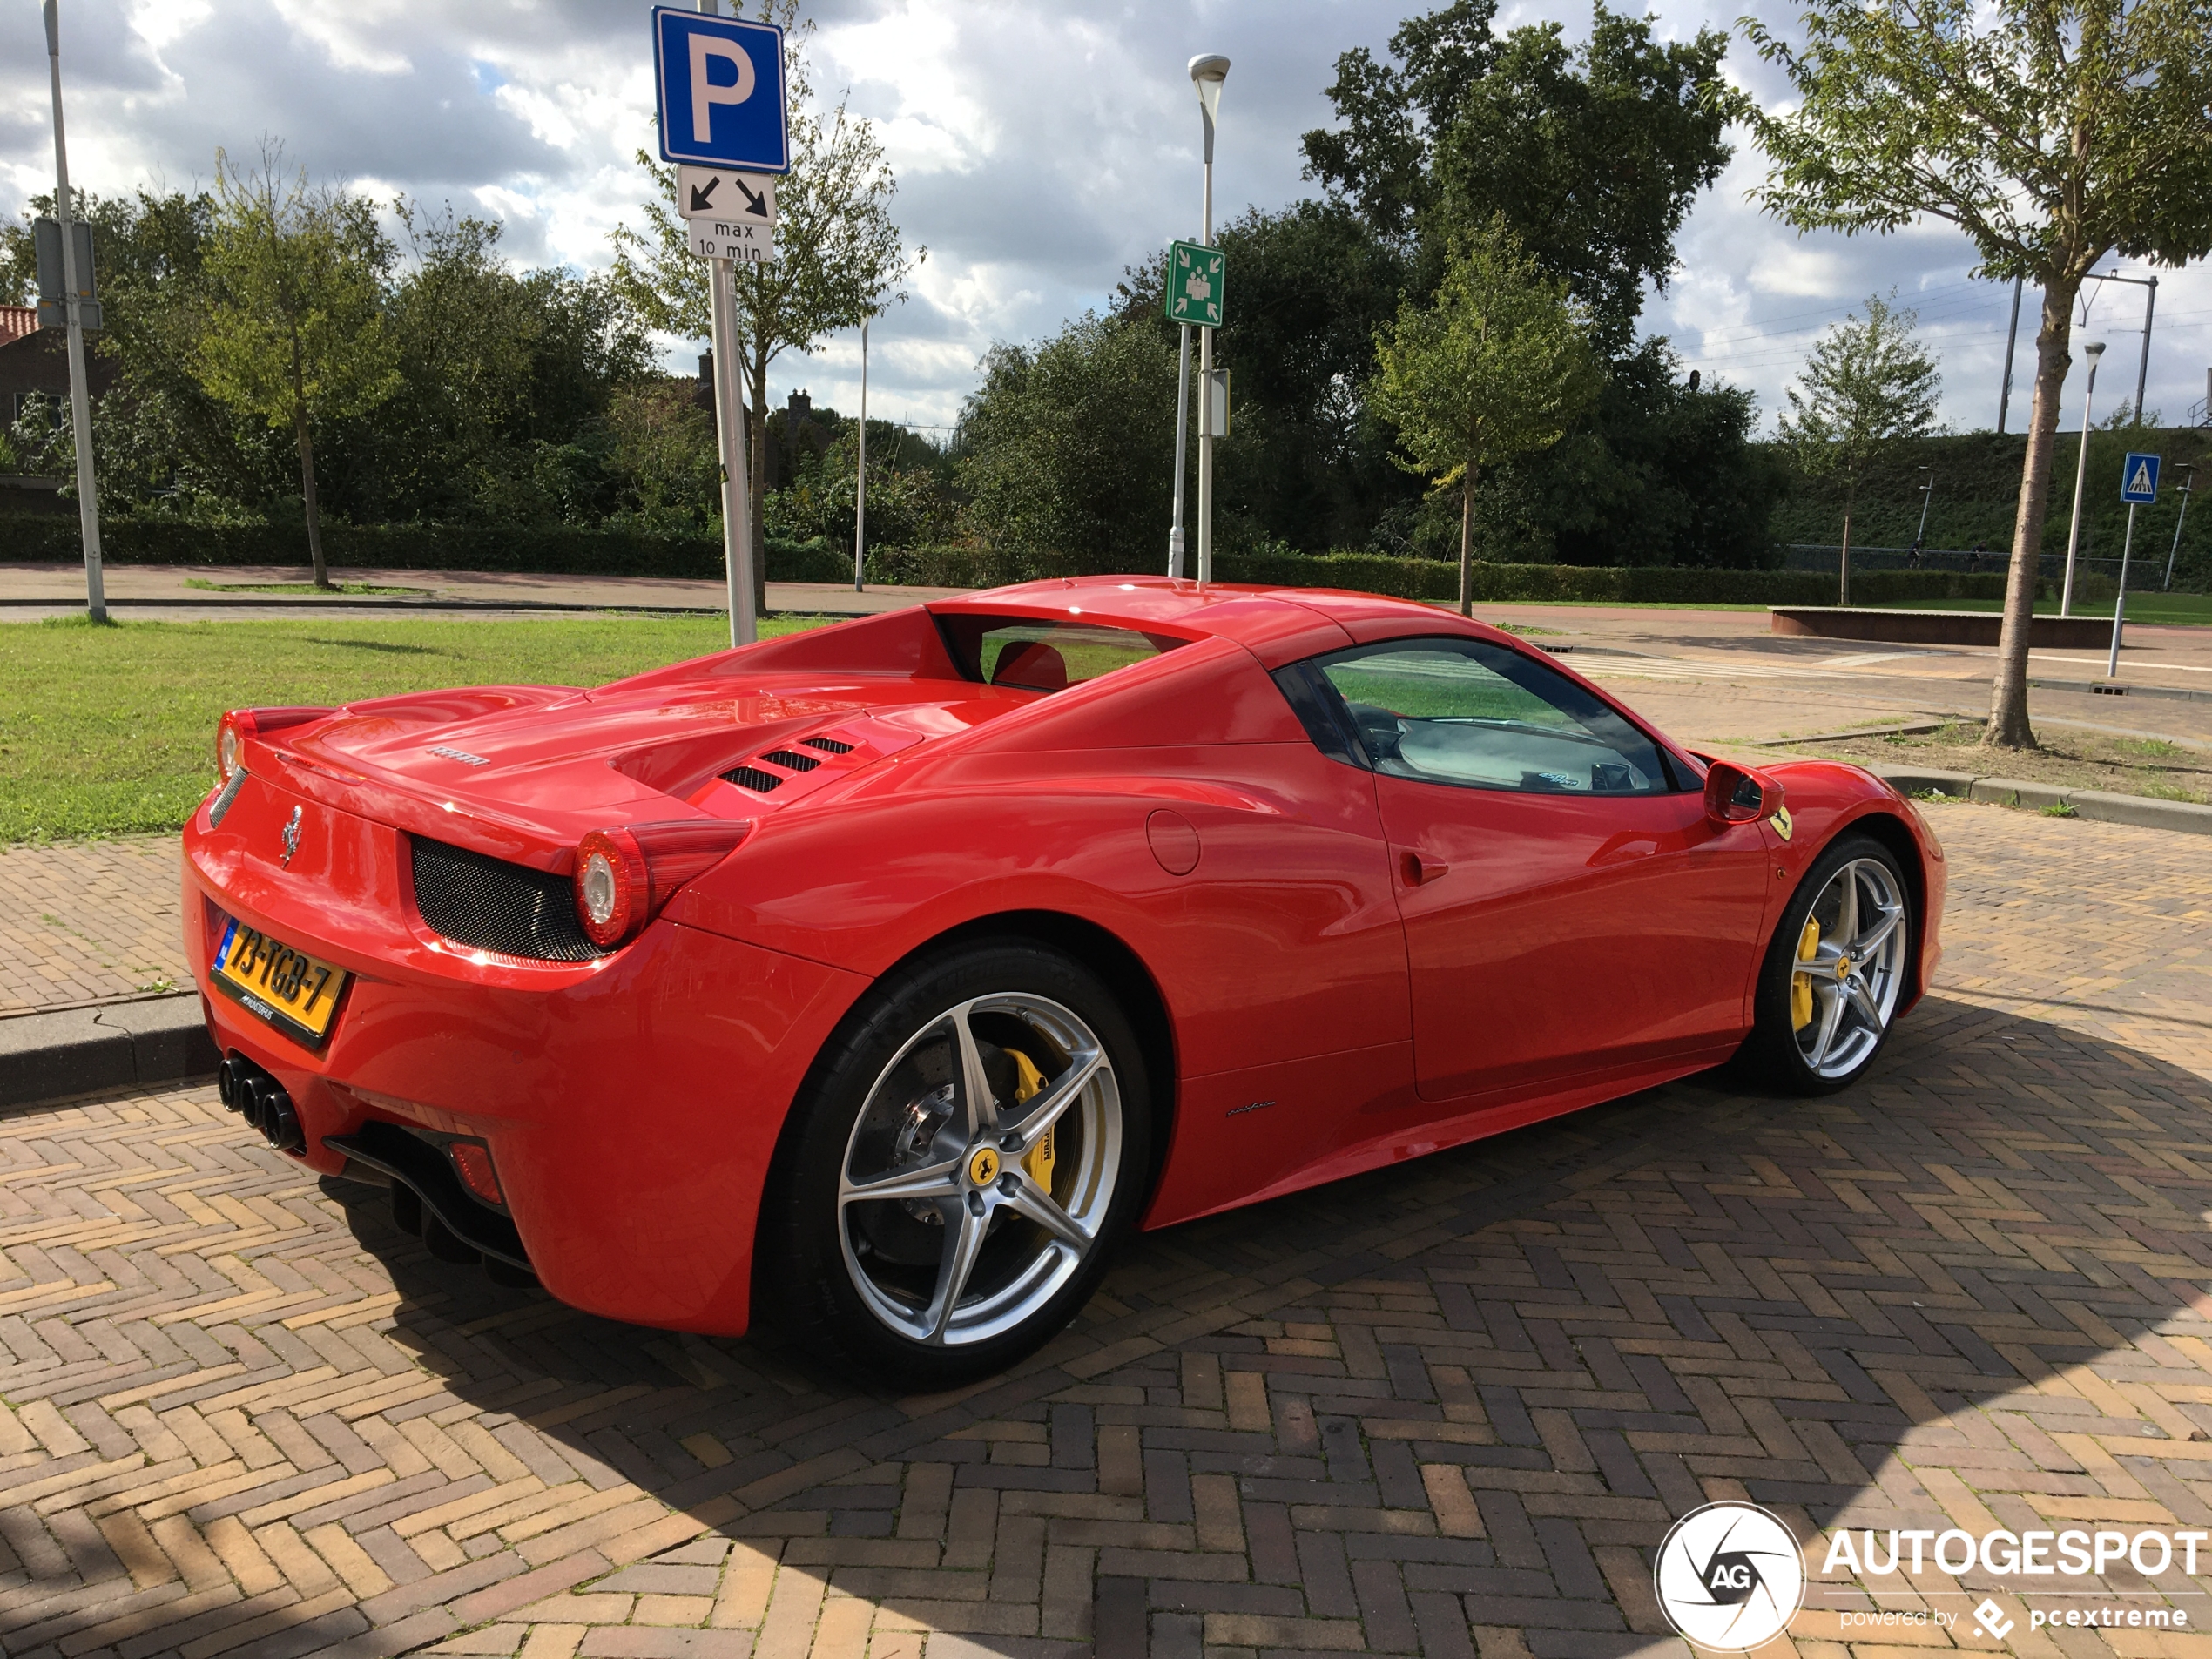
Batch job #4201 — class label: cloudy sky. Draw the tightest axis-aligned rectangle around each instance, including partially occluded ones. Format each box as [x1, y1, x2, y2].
[5, 0, 2209, 442]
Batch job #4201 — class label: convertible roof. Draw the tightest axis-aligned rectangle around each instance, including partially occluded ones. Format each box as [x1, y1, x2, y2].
[926, 576, 1510, 667]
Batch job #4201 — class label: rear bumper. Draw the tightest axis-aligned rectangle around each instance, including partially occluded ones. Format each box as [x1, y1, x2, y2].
[183, 778, 868, 1336]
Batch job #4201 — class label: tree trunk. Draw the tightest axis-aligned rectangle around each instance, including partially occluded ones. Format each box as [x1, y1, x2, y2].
[293, 407, 329, 590]
[1986, 282, 2078, 751]
[1838, 488, 1853, 607]
[288, 330, 332, 590]
[1458, 469, 1476, 617]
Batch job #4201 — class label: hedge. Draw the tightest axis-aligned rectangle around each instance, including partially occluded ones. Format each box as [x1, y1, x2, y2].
[2, 517, 2021, 608]
[867, 543, 2019, 607]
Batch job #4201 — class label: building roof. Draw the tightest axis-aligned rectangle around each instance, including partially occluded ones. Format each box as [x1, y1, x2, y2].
[0, 306, 37, 347]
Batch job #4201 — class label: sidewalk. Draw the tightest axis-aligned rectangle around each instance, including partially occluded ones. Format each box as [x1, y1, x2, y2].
[0, 562, 966, 617]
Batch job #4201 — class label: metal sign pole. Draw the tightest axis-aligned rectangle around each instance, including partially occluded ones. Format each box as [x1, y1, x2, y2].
[707, 257, 755, 647]
[1168, 323, 1190, 577]
[2107, 500, 2138, 679]
[44, 0, 104, 624]
[853, 317, 867, 591]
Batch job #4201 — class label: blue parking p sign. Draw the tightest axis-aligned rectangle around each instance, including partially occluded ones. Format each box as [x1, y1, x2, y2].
[2121, 451, 2161, 502]
[653, 9, 789, 173]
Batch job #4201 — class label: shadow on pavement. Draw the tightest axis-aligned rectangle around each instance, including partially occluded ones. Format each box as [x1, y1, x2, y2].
[267, 990, 2212, 1655]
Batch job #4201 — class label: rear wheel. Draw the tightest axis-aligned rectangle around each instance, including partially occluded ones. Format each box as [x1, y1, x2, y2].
[762, 941, 1150, 1387]
[1741, 835, 1913, 1095]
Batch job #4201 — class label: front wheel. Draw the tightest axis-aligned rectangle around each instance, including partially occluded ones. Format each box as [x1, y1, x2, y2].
[761, 941, 1150, 1387]
[1741, 836, 1913, 1095]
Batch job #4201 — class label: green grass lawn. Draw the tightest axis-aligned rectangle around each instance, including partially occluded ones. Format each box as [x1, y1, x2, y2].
[1904, 592, 2212, 625]
[0, 613, 836, 843]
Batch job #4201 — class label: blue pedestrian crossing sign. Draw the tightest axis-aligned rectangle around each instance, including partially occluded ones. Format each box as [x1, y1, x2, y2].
[2121, 452, 2161, 502]
[652, 8, 789, 173]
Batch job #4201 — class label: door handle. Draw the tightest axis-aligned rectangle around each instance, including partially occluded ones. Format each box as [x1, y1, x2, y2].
[1400, 851, 1449, 887]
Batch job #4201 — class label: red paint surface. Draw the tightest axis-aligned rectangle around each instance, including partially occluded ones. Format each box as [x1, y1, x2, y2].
[183, 577, 1946, 1334]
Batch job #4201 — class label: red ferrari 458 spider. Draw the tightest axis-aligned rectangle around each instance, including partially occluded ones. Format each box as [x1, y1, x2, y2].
[185, 578, 1944, 1383]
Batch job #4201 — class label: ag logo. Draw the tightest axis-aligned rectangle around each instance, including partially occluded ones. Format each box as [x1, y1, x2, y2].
[1652, 1501, 1804, 1651]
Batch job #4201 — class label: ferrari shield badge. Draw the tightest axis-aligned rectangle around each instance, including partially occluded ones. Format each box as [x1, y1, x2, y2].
[1768, 806, 1793, 841]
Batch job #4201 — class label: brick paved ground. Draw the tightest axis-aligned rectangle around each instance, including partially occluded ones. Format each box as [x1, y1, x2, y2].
[4, 806, 2212, 1659]
[0, 839, 186, 1015]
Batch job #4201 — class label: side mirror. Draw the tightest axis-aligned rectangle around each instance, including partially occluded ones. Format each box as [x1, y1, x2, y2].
[1704, 760, 1782, 827]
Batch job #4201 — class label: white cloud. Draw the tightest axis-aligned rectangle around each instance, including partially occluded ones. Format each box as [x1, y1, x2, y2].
[3, 0, 2205, 439]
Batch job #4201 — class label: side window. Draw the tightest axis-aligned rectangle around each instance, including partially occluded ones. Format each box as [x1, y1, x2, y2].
[1306, 637, 1677, 795]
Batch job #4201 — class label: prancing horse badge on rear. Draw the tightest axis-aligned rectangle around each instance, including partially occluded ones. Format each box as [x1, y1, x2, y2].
[280, 806, 303, 866]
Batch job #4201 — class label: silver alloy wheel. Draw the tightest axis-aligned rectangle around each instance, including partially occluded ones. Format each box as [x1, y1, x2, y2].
[836, 993, 1122, 1347]
[1791, 856, 1908, 1080]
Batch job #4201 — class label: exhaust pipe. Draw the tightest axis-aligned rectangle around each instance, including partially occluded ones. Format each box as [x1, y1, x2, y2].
[216, 1054, 304, 1153]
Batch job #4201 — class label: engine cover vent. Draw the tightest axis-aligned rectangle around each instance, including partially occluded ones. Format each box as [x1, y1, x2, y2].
[758, 748, 819, 772]
[801, 736, 854, 754]
[722, 765, 784, 792]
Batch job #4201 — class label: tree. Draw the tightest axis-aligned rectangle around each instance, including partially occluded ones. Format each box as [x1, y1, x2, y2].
[955, 314, 1181, 577]
[1743, 0, 2212, 747]
[1777, 295, 1942, 604]
[1430, 8, 1737, 354]
[193, 149, 400, 586]
[1369, 223, 1602, 614]
[610, 0, 917, 614]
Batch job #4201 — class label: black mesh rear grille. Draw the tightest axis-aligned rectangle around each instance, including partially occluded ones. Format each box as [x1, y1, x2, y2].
[802, 737, 853, 754]
[722, 765, 783, 792]
[759, 748, 819, 772]
[410, 838, 609, 962]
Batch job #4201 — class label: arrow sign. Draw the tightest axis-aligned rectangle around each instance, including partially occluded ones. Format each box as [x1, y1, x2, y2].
[676, 166, 776, 225]
[2121, 451, 2161, 503]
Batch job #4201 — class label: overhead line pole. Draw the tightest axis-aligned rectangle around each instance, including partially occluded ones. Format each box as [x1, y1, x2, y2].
[853, 317, 867, 591]
[43, 0, 105, 624]
[1997, 275, 2022, 435]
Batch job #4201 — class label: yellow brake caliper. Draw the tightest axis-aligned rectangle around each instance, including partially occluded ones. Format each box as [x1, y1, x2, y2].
[1791, 918, 1822, 1031]
[1009, 1050, 1055, 1193]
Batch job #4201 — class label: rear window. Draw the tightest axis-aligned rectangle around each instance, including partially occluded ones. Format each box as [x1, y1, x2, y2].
[934, 614, 1188, 693]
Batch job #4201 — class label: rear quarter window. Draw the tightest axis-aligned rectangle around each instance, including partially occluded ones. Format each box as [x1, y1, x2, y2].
[934, 616, 1189, 693]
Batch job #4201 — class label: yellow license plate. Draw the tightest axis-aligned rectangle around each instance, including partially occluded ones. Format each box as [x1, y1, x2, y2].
[212, 918, 348, 1047]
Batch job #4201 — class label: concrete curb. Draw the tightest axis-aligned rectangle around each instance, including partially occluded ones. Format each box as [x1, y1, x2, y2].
[1, 993, 219, 1112]
[1870, 765, 2212, 835]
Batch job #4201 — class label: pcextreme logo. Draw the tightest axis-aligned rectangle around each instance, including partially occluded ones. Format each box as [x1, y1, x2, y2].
[1653, 1502, 1806, 1651]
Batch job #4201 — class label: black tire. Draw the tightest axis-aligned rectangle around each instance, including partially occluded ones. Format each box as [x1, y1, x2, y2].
[1738, 833, 1914, 1096]
[759, 940, 1152, 1388]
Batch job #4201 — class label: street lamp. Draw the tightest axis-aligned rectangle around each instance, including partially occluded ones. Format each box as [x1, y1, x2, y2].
[1913, 466, 1936, 557]
[2060, 340, 2107, 616]
[2162, 463, 2195, 592]
[1190, 53, 1227, 587]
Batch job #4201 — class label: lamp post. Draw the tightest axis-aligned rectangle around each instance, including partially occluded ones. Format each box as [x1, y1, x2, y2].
[1190, 53, 1227, 588]
[44, 0, 104, 624]
[2060, 341, 2106, 617]
[2162, 463, 2195, 592]
[1913, 467, 1936, 554]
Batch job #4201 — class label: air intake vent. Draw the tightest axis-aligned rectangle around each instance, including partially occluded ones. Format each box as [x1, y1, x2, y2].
[722, 765, 784, 792]
[411, 838, 608, 962]
[801, 736, 854, 754]
[759, 748, 819, 772]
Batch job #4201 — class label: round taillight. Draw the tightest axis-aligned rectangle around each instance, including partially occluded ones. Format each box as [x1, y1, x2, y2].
[573, 828, 645, 948]
[218, 715, 246, 780]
